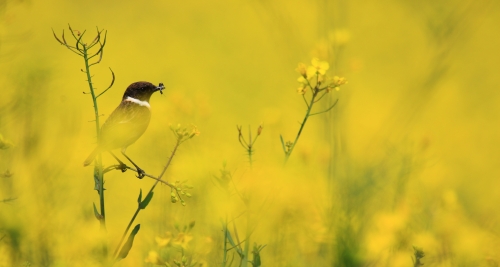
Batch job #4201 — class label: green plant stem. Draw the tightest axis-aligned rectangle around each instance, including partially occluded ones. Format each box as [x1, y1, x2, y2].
[83, 45, 101, 145]
[242, 210, 251, 267]
[247, 128, 253, 169]
[82, 43, 106, 229]
[222, 214, 229, 267]
[284, 90, 318, 164]
[113, 137, 182, 259]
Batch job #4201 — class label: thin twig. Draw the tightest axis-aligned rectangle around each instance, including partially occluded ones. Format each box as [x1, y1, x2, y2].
[313, 90, 329, 103]
[75, 30, 87, 51]
[88, 28, 103, 49]
[113, 137, 183, 259]
[89, 31, 107, 60]
[309, 98, 339, 116]
[302, 93, 310, 108]
[96, 68, 115, 98]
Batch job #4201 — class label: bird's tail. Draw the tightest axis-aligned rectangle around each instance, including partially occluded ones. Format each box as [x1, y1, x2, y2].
[83, 147, 101, 167]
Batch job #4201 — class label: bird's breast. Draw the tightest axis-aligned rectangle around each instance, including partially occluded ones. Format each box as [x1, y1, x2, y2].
[98, 100, 153, 150]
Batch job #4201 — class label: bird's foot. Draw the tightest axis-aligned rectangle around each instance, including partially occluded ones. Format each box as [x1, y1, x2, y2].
[136, 168, 146, 179]
[118, 163, 128, 173]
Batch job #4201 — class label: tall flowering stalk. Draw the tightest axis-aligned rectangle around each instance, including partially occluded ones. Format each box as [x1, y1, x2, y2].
[52, 25, 114, 229]
[281, 58, 347, 164]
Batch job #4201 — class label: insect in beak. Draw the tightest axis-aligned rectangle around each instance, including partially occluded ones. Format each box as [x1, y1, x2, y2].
[157, 83, 165, 95]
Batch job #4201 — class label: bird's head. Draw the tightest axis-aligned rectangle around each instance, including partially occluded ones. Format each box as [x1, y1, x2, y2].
[123, 82, 165, 102]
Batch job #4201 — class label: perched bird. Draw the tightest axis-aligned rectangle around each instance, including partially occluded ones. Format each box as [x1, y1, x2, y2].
[83, 81, 165, 178]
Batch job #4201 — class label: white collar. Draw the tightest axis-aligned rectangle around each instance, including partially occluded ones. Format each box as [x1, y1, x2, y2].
[125, 96, 151, 108]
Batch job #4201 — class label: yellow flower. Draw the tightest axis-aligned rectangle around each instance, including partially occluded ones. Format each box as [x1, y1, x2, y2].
[327, 76, 348, 92]
[190, 124, 200, 138]
[297, 86, 307, 95]
[297, 76, 308, 84]
[172, 232, 194, 250]
[317, 74, 325, 83]
[144, 251, 167, 266]
[333, 76, 347, 85]
[295, 63, 307, 77]
[307, 58, 329, 77]
[155, 232, 173, 247]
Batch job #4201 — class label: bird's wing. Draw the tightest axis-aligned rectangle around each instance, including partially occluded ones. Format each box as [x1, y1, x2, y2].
[99, 101, 151, 150]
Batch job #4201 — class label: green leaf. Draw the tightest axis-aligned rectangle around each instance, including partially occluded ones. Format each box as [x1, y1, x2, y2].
[117, 224, 141, 260]
[93, 203, 102, 221]
[137, 189, 142, 204]
[188, 221, 196, 231]
[139, 191, 154, 209]
[224, 227, 243, 256]
[279, 134, 286, 153]
[251, 243, 266, 267]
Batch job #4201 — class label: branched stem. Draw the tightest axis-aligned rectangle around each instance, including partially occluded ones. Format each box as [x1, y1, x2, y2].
[113, 137, 183, 259]
[283, 63, 346, 163]
[53, 25, 112, 231]
[81, 32, 107, 230]
[237, 125, 262, 169]
[103, 165, 178, 189]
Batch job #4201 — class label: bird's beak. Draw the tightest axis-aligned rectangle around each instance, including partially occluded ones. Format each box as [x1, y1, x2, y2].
[157, 83, 165, 95]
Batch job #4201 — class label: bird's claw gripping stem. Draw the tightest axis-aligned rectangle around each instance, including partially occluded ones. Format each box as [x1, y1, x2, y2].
[136, 168, 146, 179]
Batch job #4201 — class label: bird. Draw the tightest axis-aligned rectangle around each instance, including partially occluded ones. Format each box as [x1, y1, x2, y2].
[83, 81, 165, 178]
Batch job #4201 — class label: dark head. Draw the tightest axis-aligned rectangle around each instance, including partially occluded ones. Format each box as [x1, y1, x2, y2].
[122, 82, 165, 102]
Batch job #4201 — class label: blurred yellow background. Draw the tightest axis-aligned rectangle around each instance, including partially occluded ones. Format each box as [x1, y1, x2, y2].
[1, 0, 500, 266]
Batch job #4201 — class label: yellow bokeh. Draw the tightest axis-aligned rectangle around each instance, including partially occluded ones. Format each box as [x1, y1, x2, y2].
[1, 0, 500, 266]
